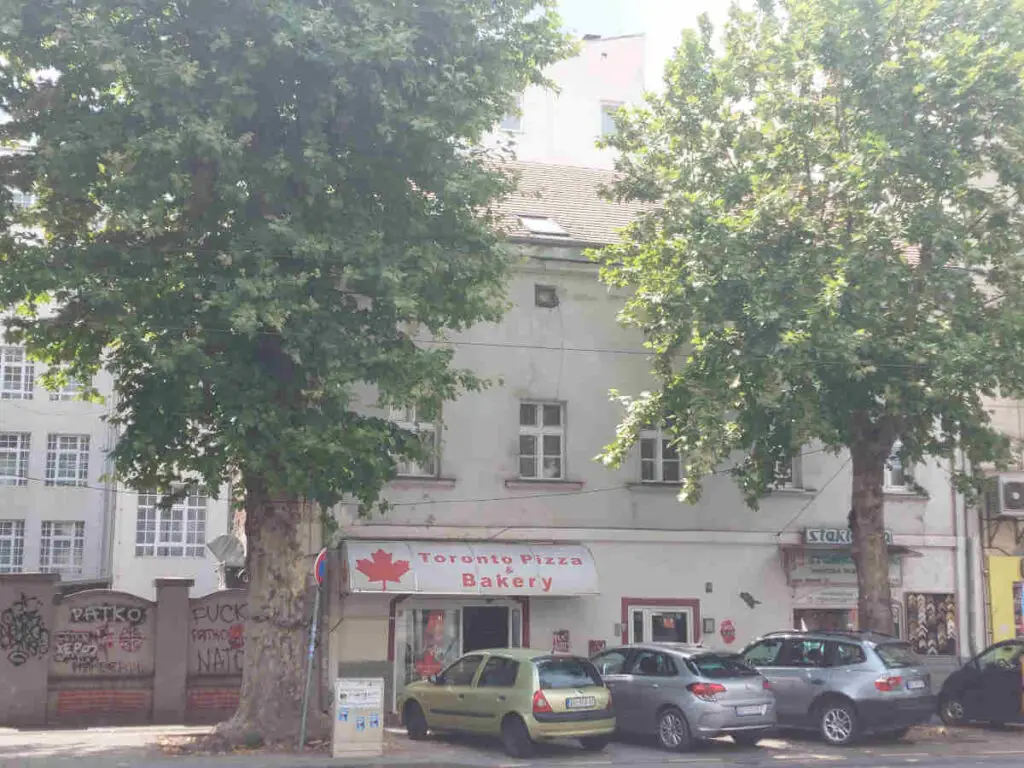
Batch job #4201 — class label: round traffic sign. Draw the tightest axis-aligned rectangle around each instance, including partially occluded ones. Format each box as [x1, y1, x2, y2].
[313, 548, 328, 585]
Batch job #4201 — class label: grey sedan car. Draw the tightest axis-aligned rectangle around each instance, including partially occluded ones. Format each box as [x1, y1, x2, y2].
[591, 643, 776, 751]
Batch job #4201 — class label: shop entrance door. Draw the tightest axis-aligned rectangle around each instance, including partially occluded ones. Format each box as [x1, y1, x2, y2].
[463, 606, 510, 652]
[628, 606, 693, 644]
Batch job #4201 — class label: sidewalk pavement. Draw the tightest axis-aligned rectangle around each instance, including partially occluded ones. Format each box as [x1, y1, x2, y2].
[1, 723, 1022, 768]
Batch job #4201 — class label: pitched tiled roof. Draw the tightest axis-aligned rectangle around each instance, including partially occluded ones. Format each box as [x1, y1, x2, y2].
[495, 161, 648, 246]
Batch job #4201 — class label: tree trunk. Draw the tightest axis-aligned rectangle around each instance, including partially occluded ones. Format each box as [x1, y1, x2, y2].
[849, 441, 895, 635]
[219, 478, 326, 745]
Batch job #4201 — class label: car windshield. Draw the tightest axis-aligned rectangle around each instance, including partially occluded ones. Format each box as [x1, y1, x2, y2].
[536, 657, 603, 690]
[874, 642, 919, 669]
[687, 653, 759, 678]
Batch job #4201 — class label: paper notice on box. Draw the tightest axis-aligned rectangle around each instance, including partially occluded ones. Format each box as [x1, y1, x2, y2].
[336, 678, 383, 711]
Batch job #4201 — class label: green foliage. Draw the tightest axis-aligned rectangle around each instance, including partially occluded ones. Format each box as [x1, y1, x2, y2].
[0, 0, 572, 507]
[597, 0, 1024, 505]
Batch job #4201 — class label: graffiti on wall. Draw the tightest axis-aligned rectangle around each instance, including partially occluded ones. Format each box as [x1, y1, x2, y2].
[189, 596, 246, 676]
[51, 596, 154, 677]
[0, 593, 51, 666]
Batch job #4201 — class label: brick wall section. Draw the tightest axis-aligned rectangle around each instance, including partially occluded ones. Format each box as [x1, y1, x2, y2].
[0, 574, 259, 727]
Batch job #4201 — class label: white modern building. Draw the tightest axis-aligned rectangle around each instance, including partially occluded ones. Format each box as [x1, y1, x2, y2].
[0, 332, 232, 597]
[327, 161, 985, 714]
[484, 34, 646, 170]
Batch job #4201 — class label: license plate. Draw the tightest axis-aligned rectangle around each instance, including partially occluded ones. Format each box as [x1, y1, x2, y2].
[907, 679, 926, 690]
[736, 705, 766, 717]
[566, 696, 597, 710]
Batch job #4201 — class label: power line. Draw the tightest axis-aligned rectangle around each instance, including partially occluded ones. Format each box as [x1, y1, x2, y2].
[775, 456, 852, 538]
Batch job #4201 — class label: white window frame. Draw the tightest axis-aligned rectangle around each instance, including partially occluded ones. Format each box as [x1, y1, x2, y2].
[0, 433, 30, 487]
[0, 346, 34, 400]
[500, 92, 524, 132]
[9, 188, 36, 209]
[600, 102, 623, 138]
[389, 405, 440, 477]
[885, 440, 913, 491]
[639, 427, 683, 483]
[45, 434, 90, 487]
[39, 520, 85, 577]
[135, 488, 208, 558]
[774, 454, 804, 490]
[518, 401, 565, 480]
[0, 520, 26, 573]
[627, 605, 695, 644]
[49, 376, 87, 402]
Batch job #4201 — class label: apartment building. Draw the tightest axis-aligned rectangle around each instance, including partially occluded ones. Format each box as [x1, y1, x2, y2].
[0, 334, 232, 597]
[327, 161, 983, 713]
[484, 34, 646, 170]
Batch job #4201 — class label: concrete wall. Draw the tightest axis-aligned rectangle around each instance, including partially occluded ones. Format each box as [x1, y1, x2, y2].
[483, 35, 646, 169]
[0, 574, 248, 726]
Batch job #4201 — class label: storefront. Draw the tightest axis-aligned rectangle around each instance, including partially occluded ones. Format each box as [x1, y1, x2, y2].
[340, 540, 600, 709]
[783, 528, 916, 639]
[987, 555, 1024, 642]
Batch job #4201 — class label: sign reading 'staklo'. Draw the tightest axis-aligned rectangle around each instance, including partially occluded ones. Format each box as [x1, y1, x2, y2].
[804, 528, 894, 546]
[343, 541, 599, 596]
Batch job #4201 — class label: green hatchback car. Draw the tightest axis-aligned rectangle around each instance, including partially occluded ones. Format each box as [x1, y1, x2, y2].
[399, 648, 615, 758]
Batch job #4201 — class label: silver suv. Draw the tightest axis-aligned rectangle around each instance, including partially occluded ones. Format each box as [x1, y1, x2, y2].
[740, 631, 935, 746]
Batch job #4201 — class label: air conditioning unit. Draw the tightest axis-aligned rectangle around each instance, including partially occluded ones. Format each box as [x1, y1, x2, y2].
[984, 474, 1024, 518]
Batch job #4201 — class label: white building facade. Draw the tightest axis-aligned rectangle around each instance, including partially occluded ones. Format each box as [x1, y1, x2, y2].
[0, 333, 231, 597]
[484, 34, 646, 170]
[328, 162, 984, 714]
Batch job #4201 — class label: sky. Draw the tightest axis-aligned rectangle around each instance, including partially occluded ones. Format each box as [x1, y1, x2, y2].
[556, 0, 738, 90]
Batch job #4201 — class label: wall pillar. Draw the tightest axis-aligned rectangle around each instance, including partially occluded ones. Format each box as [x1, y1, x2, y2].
[152, 578, 194, 723]
[0, 573, 60, 727]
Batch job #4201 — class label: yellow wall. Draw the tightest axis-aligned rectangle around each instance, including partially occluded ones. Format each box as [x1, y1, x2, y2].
[987, 555, 1022, 642]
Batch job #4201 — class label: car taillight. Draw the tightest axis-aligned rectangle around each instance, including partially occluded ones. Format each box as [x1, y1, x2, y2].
[762, 680, 772, 691]
[687, 682, 726, 701]
[875, 676, 903, 692]
[532, 690, 553, 714]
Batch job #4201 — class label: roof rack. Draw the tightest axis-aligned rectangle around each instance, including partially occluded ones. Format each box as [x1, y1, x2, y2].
[760, 629, 899, 640]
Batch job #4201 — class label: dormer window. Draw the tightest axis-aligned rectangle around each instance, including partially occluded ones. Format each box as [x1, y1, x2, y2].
[518, 216, 568, 237]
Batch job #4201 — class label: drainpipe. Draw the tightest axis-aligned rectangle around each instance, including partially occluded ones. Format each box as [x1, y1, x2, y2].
[951, 452, 979, 658]
[949, 456, 967, 658]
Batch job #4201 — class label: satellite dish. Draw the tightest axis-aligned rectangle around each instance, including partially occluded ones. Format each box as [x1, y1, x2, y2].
[207, 534, 245, 566]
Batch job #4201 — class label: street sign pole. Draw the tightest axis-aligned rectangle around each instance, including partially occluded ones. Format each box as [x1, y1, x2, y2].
[299, 548, 328, 750]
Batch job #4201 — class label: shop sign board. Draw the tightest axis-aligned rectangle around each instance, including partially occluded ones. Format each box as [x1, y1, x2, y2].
[804, 528, 894, 546]
[344, 540, 600, 596]
[786, 549, 901, 587]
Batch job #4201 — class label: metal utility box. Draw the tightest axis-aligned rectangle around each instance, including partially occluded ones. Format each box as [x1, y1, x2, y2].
[332, 677, 385, 758]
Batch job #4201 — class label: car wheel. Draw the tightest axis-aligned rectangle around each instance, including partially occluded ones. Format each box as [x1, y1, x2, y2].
[501, 715, 535, 759]
[404, 702, 428, 741]
[939, 695, 966, 727]
[579, 735, 611, 751]
[657, 707, 693, 751]
[731, 732, 764, 747]
[818, 700, 859, 746]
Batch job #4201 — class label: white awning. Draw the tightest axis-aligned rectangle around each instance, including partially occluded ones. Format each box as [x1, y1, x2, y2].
[343, 540, 599, 596]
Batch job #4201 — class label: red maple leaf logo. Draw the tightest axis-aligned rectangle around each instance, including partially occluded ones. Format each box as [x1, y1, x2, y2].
[355, 549, 411, 591]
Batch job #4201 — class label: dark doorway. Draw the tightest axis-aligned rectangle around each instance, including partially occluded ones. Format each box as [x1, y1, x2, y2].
[462, 606, 509, 652]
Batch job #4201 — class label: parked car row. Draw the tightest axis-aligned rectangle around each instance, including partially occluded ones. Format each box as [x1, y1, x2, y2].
[399, 631, 1024, 758]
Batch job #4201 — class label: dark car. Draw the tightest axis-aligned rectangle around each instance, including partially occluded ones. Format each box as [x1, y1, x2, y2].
[938, 639, 1024, 727]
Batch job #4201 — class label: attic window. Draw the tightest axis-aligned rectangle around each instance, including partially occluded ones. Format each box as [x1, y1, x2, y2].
[518, 216, 568, 237]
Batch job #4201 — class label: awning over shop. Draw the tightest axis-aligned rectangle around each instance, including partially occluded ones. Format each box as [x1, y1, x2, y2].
[343, 540, 600, 596]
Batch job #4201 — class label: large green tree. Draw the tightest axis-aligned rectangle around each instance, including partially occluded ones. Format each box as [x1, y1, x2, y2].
[598, 0, 1024, 634]
[0, 0, 569, 741]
